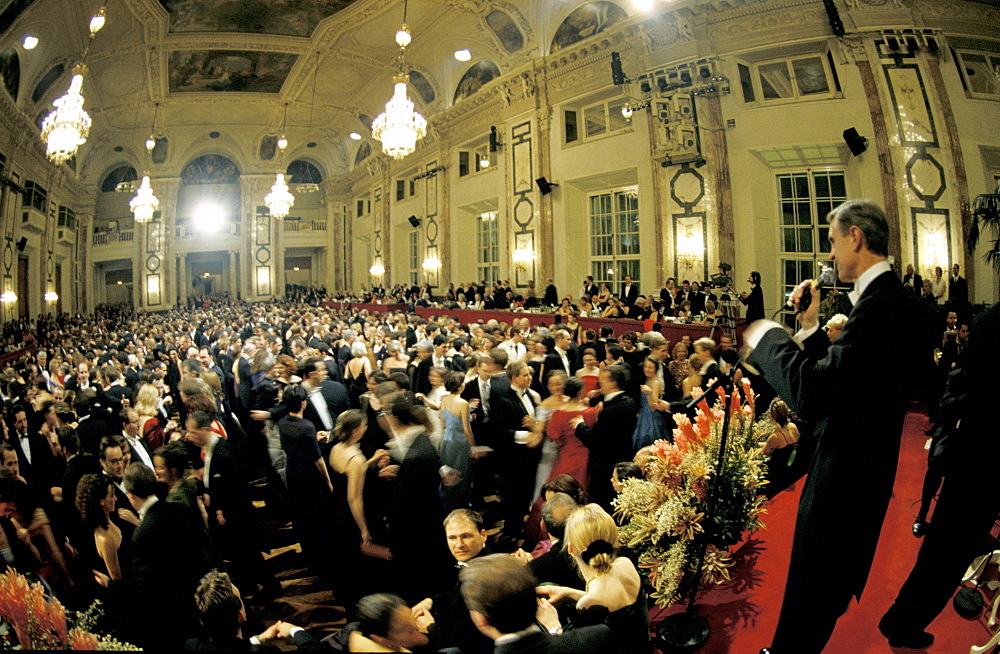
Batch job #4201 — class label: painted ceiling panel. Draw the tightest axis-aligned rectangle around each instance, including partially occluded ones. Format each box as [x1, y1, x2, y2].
[157, 0, 358, 37]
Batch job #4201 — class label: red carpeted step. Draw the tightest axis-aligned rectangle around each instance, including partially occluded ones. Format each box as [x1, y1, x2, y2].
[651, 409, 992, 653]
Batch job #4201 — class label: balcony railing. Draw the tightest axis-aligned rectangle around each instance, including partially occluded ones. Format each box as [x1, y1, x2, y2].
[93, 230, 134, 245]
[283, 220, 328, 232]
[174, 223, 241, 238]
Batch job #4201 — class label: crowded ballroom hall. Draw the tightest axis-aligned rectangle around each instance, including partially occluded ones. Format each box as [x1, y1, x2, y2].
[0, 0, 998, 651]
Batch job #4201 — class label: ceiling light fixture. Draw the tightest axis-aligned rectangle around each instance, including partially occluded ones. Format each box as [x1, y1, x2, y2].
[132, 102, 160, 223]
[41, 5, 106, 164]
[454, 49, 471, 61]
[195, 204, 224, 233]
[265, 174, 294, 218]
[265, 103, 295, 216]
[350, 132, 361, 140]
[0, 291, 16, 304]
[372, 0, 427, 160]
[22, 35, 38, 50]
[130, 176, 159, 223]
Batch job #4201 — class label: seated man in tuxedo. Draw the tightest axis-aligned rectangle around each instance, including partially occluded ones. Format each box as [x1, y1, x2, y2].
[460, 554, 612, 654]
[411, 509, 495, 654]
[185, 570, 319, 651]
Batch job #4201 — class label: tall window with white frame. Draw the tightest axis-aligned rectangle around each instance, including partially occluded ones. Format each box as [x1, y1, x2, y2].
[778, 170, 848, 326]
[589, 186, 640, 288]
[476, 212, 500, 284]
[407, 231, 419, 287]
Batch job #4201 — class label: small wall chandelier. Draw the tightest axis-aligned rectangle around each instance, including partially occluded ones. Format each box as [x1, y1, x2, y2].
[372, 0, 426, 160]
[40, 5, 106, 164]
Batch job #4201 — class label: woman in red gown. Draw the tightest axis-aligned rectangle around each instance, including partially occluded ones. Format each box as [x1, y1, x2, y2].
[545, 376, 595, 494]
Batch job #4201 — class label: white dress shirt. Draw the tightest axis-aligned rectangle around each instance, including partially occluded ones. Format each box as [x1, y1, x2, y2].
[307, 383, 334, 430]
[202, 434, 220, 489]
[124, 431, 154, 469]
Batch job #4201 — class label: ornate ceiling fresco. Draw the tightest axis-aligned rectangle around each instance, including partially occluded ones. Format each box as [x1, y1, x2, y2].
[156, 0, 357, 36]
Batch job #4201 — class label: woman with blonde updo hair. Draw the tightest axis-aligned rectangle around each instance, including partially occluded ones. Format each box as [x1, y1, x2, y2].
[537, 503, 650, 651]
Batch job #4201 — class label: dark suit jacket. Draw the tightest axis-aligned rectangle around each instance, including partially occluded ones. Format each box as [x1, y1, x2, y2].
[493, 625, 613, 654]
[575, 393, 637, 509]
[583, 283, 599, 299]
[528, 540, 585, 589]
[748, 270, 927, 607]
[10, 431, 57, 490]
[133, 499, 212, 648]
[543, 349, 577, 379]
[204, 438, 251, 522]
[949, 274, 968, 304]
[101, 384, 134, 414]
[902, 273, 923, 299]
[620, 283, 639, 306]
[543, 284, 559, 307]
[739, 285, 765, 322]
[699, 362, 722, 389]
[268, 380, 349, 434]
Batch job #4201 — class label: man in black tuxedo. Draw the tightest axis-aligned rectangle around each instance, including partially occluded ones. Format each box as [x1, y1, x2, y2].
[491, 361, 543, 537]
[573, 364, 637, 511]
[383, 393, 457, 601]
[620, 275, 639, 307]
[543, 330, 577, 380]
[186, 411, 279, 604]
[98, 435, 139, 541]
[9, 407, 57, 494]
[948, 263, 968, 308]
[296, 357, 349, 448]
[527, 493, 585, 589]
[543, 279, 559, 307]
[410, 341, 436, 395]
[879, 303, 1000, 649]
[233, 341, 255, 420]
[692, 337, 721, 389]
[99, 365, 133, 415]
[625, 295, 650, 320]
[110, 463, 211, 650]
[581, 276, 599, 301]
[461, 554, 612, 654]
[746, 200, 928, 654]
[411, 509, 495, 653]
[901, 263, 923, 299]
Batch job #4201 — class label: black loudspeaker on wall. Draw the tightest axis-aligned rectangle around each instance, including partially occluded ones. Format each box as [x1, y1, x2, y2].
[535, 177, 559, 196]
[610, 51, 626, 86]
[843, 128, 869, 156]
[408, 215, 421, 228]
[489, 126, 499, 153]
[15, 237, 27, 252]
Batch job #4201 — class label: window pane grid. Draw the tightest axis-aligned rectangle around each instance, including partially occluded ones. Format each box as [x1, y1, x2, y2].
[590, 188, 639, 287]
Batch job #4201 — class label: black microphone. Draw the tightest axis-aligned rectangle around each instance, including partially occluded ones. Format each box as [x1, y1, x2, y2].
[785, 266, 836, 313]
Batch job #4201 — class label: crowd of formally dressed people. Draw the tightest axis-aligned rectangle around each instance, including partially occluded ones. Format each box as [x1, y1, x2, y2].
[0, 292, 750, 651]
[0, 214, 991, 653]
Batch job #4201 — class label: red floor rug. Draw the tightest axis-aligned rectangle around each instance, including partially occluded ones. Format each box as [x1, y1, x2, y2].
[651, 409, 993, 653]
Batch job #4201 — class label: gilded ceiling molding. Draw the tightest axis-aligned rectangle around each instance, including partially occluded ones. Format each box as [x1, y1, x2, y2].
[162, 38, 310, 54]
[699, 0, 810, 21]
[308, 0, 401, 46]
[546, 36, 627, 77]
[909, 0, 1000, 25]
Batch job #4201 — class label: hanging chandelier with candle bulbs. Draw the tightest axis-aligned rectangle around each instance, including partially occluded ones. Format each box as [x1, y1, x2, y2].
[264, 105, 295, 218]
[130, 105, 160, 223]
[40, 5, 106, 164]
[372, 0, 426, 160]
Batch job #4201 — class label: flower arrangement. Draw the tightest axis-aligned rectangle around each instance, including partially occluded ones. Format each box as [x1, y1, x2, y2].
[613, 379, 771, 607]
[0, 569, 138, 650]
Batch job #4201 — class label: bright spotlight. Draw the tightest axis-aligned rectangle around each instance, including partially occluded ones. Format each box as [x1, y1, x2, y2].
[633, 0, 654, 9]
[454, 49, 471, 61]
[194, 204, 224, 233]
[22, 35, 38, 50]
[349, 132, 362, 140]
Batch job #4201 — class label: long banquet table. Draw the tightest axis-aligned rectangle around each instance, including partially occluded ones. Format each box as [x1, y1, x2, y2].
[322, 301, 407, 314]
[415, 307, 745, 343]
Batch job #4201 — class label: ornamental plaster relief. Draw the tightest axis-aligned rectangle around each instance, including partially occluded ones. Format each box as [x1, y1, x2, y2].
[706, 6, 828, 42]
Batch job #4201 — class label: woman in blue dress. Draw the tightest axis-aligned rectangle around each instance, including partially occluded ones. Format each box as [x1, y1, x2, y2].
[632, 356, 672, 451]
[439, 371, 478, 510]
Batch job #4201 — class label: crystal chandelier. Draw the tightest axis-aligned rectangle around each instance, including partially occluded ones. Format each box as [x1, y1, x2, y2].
[264, 108, 294, 217]
[130, 176, 159, 223]
[372, 2, 426, 160]
[41, 68, 92, 164]
[41, 6, 106, 164]
[265, 174, 294, 218]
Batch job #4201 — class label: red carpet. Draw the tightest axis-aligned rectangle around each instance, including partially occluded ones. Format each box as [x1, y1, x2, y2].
[651, 408, 993, 653]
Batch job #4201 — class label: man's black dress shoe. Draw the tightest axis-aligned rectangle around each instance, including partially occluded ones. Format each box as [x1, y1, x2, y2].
[878, 616, 934, 649]
[912, 519, 928, 537]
